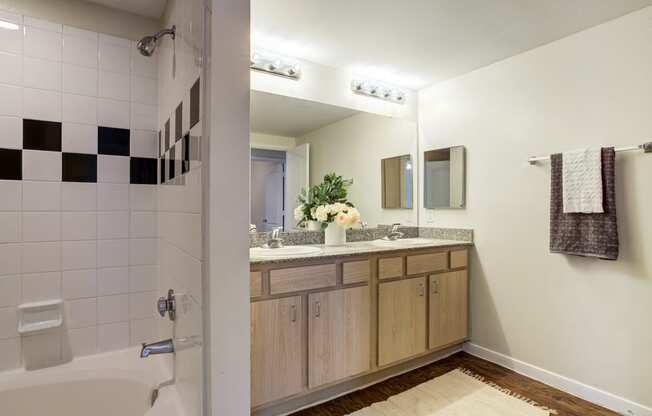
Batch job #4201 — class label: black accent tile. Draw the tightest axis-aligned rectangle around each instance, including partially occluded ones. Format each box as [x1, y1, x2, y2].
[130, 157, 157, 185]
[175, 102, 183, 141]
[169, 146, 175, 180]
[98, 127, 130, 156]
[190, 77, 200, 129]
[62, 153, 97, 183]
[182, 133, 190, 174]
[164, 119, 170, 151]
[160, 157, 166, 184]
[0, 149, 22, 180]
[23, 119, 62, 151]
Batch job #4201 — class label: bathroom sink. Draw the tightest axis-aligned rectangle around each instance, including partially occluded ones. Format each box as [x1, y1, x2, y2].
[250, 245, 322, 258]
[368, 238, 436, 247]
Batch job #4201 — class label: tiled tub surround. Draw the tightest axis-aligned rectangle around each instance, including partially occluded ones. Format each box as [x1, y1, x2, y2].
[0, 11, 160, 370]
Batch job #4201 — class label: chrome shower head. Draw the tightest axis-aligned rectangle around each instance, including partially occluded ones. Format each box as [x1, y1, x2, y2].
[137, 25, 176, 57]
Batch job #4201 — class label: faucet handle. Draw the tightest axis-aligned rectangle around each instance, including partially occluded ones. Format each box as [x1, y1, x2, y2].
[391, 223, 401, 232]
[157, 289, 176, 321]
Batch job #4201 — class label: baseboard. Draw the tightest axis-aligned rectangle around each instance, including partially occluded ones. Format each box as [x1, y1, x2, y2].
[463, 342, 652, 416]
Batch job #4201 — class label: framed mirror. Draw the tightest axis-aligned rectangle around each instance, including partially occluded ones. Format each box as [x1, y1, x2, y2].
[381, 155, 413, 209]
[424, 146, 466, 209]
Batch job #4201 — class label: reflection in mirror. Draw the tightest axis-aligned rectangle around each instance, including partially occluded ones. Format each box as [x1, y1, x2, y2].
[381, 155, 413, 209]
[424, 146, 466, 209]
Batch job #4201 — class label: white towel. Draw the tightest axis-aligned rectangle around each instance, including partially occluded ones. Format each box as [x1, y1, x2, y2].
[562, 148, 604, 213]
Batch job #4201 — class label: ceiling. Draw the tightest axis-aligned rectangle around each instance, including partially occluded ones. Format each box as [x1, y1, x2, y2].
[84, 0, 167, 19]
[251, 91, 358, 137]
[252, 0, 652, 90]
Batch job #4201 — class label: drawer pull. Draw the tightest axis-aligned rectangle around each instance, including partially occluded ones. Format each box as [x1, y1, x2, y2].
[314, 301, 321, 318]
[290, 305, 297, 323]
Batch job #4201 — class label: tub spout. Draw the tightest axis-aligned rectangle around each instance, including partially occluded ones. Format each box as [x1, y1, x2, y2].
[140, 339, 174, 358]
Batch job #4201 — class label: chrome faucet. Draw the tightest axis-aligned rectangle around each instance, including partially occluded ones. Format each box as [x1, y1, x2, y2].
[267, 227, 284, 248]
[384, 223, 404, 241]
[140, 339, 174, 358]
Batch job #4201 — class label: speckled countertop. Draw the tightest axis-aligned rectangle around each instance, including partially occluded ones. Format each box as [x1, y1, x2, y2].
[250, 238, 472, 265]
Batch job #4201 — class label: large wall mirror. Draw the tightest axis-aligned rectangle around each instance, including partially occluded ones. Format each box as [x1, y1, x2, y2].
[250, 90, 418, 231]
[424, 146, 466, 209]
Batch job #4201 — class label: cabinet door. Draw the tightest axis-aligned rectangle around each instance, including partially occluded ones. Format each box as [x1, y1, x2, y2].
[251, 296, 305, 407]
[429, 270, 468, 350]
[308, 286, 371, 388]
[378, 277, 426, 366]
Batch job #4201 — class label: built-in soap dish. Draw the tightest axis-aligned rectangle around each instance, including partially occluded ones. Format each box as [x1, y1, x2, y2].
[17, 299, 63, 335]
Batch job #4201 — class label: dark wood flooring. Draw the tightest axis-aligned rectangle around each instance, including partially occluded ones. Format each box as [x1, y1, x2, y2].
[291, 352, 618, 416]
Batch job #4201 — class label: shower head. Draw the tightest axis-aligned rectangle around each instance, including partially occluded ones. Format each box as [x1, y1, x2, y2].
[137, 25, 176, 57]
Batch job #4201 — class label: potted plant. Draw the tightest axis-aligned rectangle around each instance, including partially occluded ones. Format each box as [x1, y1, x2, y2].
[294, 186, 321, 231]
[311, 173, 360, 245]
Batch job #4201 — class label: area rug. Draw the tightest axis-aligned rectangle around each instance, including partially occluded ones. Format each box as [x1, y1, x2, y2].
[347, 368, 556, 416]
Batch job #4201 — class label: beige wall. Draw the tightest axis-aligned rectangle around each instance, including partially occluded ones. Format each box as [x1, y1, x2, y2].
[251, 132, 296, 150]
[299, 113, 418, 227]
[0, 0, 160, 40]
[418, 6, 652, 410]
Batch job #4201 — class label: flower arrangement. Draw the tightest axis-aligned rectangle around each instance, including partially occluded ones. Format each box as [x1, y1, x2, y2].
[314, 202, 360, 229]
[294, 173, 360, 230]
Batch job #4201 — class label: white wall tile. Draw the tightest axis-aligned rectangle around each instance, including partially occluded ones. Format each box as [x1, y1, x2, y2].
[21, 272, 61, 302]
[98, 155, 130, 183]
[97, 239, 128, 268]
[22, 150, 62, 181]
[62, 240, 96, 270]
[0, 11, 22, 26]
[130, 318, 157, 345]
[63, 64, 98, 96]
[0, 116, 22, 149]
[0, 244, 21, 276]
[0, 51, 22, 85]
[22, 181, 60, 211]
[129, 239, 158, 266]
[129, 185, 157, 211]
[63, 94, 97, 125]
[130, 130, 158, 158]
[65, 326, 97, 357]
[97, 183, 128, 210]
[97, 267, 129, 296]
[131, 103, 158, 131]
[22, 330, 61, 369]
[23, 57, 62, 91]
[65, 298, 96, 328]
[130, 212, 157, 238]
[0, 307, 18, 339]
[129, 265, 157, 293]
[0, 337, 21, 371]
[131, 46, 157, 79]
[0, 212, 20, 243]
[97, 321, 129, 351]
[63, 33, 98, 68]
[99, 43, 130, 74]
[0, 84, 22, 116]
[97, 294, 129, 323]
[24, 16, 61, 33]
[131, 76, 157, 105]
[63, 26, 96, 40]
[23, 26, 62, 61]
[62, 123, 98, 154]
[99, 70, 130, 101]
[62, 269, 96, 299]
[98, 211, 128, 239]
[23, 88, 62, 122]
[0, 275, 20, 307]
[129, 291, 156, 319]
[97, 98, 130, 128]
[99, 34, 130, 48]
[0, 14, 23, 55]
[61, 212, 96, 240]
[22, 212, 61, 242]
[0, 180, 21, 210]
[22, 242, 61, 274]
[62, 183, 97, 211]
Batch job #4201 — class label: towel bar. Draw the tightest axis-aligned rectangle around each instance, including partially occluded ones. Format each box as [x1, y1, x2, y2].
[528, 141, 652, 165]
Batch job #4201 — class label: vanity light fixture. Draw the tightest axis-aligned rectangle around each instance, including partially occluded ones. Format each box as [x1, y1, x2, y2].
[250, 51, 301, 80]
[351, 79, 406, 104]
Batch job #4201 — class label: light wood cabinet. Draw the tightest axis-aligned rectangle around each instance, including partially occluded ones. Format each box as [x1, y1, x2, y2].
[342, 260, 370, 284]
[378, 256, 403, 280]
[251, 296, 305, 407]
[378, 277, 426, 366]
[270, 264, 337, 294]
[429, 270, 468, 350]
[406, 252, 448, 275]
[308, 286, 371, 388]
[450, 249, 468, 269]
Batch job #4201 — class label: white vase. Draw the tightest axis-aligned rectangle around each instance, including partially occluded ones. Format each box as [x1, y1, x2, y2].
[324, 222, 346, 246]
[307, 220, 321, 232]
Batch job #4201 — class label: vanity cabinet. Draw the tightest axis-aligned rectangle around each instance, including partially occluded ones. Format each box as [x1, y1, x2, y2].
[251, 296, 306, 407]
[378, 277, 427, 366]
[429, 270, 468, 350]
[308, 286, 371, 388]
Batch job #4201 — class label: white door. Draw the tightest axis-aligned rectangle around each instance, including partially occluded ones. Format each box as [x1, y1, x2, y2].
[285, 144, 309, 230]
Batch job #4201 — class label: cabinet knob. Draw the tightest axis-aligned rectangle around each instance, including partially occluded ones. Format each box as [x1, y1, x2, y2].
[418, 283, 425, 297]
[432, 280, 439, 294]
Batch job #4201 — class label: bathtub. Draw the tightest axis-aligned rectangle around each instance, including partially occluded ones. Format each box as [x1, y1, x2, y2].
[0, 347, 185, 416]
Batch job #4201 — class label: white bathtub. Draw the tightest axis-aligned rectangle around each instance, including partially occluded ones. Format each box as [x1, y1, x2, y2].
[0, 347, 185, 416]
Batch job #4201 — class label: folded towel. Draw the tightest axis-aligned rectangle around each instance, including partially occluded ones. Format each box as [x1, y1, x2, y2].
[550, 148, 618, 260]
[562, 148, 604, 213]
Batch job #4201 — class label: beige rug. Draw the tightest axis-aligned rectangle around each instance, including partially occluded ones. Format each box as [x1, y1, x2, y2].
[347, 369, 555, 416]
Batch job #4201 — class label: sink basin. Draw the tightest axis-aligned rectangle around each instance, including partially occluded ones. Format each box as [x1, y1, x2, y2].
[250, 245, 322, 258]
[368, 238, 436, 247]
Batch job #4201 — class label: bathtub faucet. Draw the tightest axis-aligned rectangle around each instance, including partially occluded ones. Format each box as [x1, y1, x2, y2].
[140, 339, 174, 358]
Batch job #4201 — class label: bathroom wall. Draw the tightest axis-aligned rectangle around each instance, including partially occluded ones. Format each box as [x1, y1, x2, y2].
[0, 10, 159, 370]
[418, 6, 652, 411]
[298, 112, 418, 227]
[251, 132, 297, 150]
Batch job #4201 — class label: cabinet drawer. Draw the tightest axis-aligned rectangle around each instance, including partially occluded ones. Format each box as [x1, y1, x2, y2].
[406, 252, 448, 275]
[378, 257, 403, 280]
[342, 260, 370, 284]
[270, 264, 337, 294]
[450, 249, 468, 269]
[250, 271, 263, 297]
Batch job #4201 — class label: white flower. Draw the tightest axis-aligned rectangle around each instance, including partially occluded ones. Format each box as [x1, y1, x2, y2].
[314, 205, 329, 222]
[293, 205, 304, 221]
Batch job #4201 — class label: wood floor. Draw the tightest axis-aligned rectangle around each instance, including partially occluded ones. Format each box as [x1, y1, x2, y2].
[291, 352, 618, 416]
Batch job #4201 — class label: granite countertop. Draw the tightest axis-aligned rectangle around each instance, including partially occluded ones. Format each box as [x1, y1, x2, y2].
[250, 238, 472, 265]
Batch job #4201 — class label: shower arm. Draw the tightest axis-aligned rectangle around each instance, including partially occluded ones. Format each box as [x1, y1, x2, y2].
[155, 25, 176, 41]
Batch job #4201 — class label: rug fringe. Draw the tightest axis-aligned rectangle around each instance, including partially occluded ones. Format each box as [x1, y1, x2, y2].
[458, 367, 559, 415]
